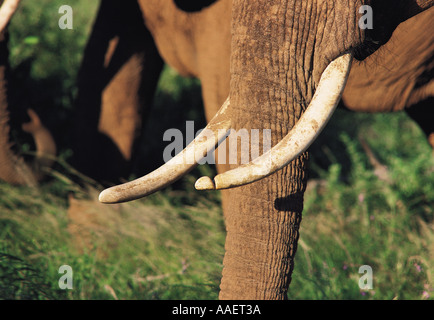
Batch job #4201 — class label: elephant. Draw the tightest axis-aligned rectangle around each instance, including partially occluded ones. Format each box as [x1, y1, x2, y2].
[69, 0, 165, 183]
[0, 0, 56, 186]
[73, 0, 434, 300]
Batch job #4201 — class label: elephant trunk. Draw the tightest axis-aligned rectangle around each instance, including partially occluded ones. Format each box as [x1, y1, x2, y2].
[217, 0, 354, 299]
[196, 54, 352, 190]
[215, 0, 312, 299]
[218, 167, 307, 299]
[214, 0, 297, 300]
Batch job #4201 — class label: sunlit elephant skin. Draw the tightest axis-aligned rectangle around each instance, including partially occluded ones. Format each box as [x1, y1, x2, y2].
[0, 0, 56, 186]
[342, 7, 434, 147]
[86, 0, 433, 299]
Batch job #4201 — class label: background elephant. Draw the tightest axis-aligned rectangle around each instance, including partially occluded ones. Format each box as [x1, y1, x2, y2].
[0, 0, 56, 186]
[69, 0, 164, 183]
[70, 0, 229, 184]
[87, 0, 434, 299]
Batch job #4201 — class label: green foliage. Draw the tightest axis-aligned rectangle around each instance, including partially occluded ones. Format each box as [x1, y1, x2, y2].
[7, 0, 99, 153]
[0, 178, 225, 300]
[9, 0, 98, 95]
[0, 253, 62, 300]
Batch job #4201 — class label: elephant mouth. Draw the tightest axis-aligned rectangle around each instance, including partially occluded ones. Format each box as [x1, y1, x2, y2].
[99, 53, 353, 204]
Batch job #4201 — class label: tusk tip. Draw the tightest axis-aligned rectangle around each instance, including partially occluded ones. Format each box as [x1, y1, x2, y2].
[98, 188, 118, 204]
[195, 176, 216, 190]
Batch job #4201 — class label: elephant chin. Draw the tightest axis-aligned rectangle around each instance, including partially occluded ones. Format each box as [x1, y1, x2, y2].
[98, 53, 352, 204]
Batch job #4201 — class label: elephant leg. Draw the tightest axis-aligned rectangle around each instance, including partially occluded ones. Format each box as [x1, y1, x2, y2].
[405, 97, 434, 148]
[71, 0, 163, 183]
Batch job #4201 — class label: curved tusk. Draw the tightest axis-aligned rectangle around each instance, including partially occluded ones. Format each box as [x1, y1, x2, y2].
[195, 53, 353, 191]
[99, 98, 232, 203]
[0, 0, 21, 32]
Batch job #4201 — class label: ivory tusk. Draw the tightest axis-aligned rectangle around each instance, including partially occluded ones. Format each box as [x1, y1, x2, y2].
[99, 98, 232, 203]
[195, 53, 353, 190]
[0, 0, 21, 32]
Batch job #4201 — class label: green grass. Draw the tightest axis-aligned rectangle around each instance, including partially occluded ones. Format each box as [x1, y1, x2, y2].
[1, 1, 433, 300]
[289, 111, 434, 300]
[2, 111, 433, 300]
[0, 176, 225, 300]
